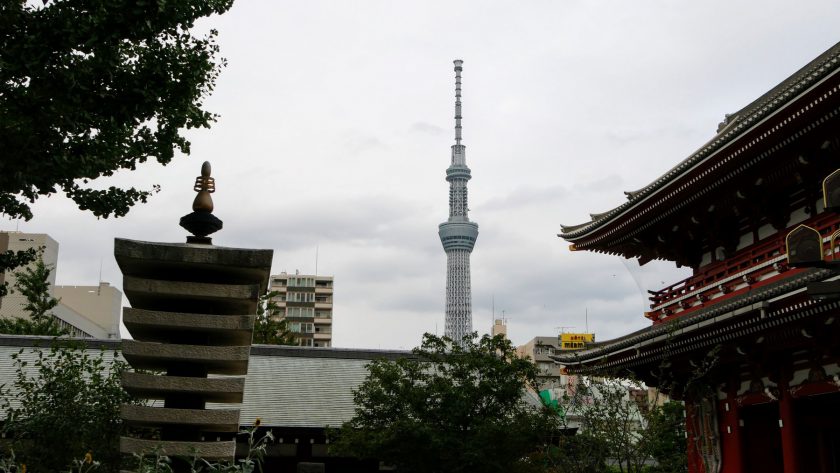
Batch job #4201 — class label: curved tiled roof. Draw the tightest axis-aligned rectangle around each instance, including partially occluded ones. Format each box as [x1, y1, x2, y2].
[559, 41, 840, 240]
[550, 268, 831, 366]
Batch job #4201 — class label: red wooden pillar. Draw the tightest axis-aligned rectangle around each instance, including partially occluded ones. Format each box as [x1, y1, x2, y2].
[719, 391, 744, 473]
[778, 375, 799, 473]
[685, 399, 705, 473]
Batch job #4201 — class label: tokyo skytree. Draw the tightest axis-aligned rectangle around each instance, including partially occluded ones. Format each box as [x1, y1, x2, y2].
[438, 59, 478, 344]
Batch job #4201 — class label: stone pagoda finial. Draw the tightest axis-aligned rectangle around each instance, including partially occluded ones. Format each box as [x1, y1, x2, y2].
[192, 161, 215, 212]
[179, 161, 223, 244]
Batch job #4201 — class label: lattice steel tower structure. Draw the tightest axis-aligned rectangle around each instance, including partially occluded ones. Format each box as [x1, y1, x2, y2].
[438, 59, 478, 343]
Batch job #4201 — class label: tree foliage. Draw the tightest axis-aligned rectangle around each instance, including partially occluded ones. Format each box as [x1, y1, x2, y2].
[0, 342, 136, 472]
[333, 333, 558, 473]
[0, 257, 66, 336]
[538, 378, 687, 473]
[0, 0, 233, 222]
[0, 246, 37, 298]
[252, 290, 296, 345]
[646, 401, 687, 473]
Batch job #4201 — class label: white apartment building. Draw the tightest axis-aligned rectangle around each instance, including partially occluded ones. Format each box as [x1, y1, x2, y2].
[268, 273, 333, 347]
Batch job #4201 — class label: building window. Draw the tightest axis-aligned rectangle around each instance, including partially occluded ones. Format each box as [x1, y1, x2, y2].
[286, 307, 314, 318]
[289, 322, 313, 333]
[289, 322, 314, 333]
[287, 292, 314, 303]
[299, 338, 313, 347]
[288, 277, 315, 288]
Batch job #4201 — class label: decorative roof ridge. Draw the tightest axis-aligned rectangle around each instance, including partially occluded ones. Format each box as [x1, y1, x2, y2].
[559, 221, 592, 233]
[550, 267, 831, 364]
[559, 40, 840, 240]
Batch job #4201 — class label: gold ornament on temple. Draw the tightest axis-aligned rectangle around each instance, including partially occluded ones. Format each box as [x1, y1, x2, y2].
[192, 161, 215, 213]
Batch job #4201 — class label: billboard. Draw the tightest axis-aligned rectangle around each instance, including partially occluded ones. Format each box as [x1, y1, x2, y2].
[559, 332, 594, 350]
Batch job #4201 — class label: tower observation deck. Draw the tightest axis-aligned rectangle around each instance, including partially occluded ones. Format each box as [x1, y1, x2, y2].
[438, 59, 478, 343]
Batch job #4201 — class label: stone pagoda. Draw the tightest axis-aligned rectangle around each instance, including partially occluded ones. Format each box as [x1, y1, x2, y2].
[117, 162, 272, 465]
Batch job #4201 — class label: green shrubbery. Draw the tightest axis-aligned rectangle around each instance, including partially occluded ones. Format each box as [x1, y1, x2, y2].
[0, 342, 133, 472]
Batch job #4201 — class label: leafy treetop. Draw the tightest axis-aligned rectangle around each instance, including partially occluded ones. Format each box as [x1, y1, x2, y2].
[333, 333, 558, 473]
[0, 0, 233, 221]
[0, 256, 66, 335]
[252, 290, 297, 345]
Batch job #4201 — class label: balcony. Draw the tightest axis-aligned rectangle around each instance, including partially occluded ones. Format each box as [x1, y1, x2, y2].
[646, 212, 840, 323]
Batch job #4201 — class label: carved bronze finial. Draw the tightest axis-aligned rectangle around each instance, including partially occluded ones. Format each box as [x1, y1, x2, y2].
[192, 161, 216, 212]
[179, 161, 223, 244]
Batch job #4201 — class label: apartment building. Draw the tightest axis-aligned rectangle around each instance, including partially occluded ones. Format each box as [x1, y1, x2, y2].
[268, 273, 333, 347]
[517, 336, 565, 386]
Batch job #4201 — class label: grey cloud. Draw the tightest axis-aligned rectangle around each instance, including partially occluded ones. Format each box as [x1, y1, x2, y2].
[410, 122, 446, 136]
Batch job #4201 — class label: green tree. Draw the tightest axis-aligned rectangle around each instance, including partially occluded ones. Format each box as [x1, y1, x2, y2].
[0, 0, 233, 277]
[252, 290, 296, 345]
[332, 333, 558, 473]
[547, 378, 687, 473]
[0, 342, 137, 472]
[647, 401, 687, 473]
[0, 246, 38, 299]
[0, 257, 66, 336]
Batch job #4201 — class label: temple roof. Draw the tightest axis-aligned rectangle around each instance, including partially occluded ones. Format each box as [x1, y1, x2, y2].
[559, 41, 840, 241]
[551, 267, 830, 371]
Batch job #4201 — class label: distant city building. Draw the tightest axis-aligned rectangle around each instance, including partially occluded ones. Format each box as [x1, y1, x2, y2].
[518, 332, 595, 388]
[54, 282, 121, 339]
[0, 231, 121, 339]
[438, 59, 478, 343]
[491, 318, 507, 338]
[269, 273, 333, 347]
[0, 231, 58, 318]
[517, 336, 565, 386]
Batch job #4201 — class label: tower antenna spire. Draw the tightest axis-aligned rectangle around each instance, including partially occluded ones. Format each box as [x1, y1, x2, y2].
[454, 59, 463, 146]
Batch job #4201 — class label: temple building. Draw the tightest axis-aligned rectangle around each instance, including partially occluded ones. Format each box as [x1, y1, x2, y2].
[439, 59, 479, 343]
[555, 41, 840, 473]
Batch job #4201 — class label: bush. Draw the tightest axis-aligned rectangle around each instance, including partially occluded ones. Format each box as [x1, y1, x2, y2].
[0, 342, 136, 472]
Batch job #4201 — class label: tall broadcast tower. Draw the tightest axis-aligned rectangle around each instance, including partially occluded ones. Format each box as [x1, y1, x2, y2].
[438, 59, 478, 343]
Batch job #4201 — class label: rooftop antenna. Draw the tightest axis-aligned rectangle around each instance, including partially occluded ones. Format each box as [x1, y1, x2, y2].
[315, 245, 319, 276]
[96, 258, 104, 295]
[585, 307, 589, 333]
[492, 295, 495, 319]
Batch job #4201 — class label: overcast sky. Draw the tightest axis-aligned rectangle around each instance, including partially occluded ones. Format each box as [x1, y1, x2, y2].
[9, 1, 840, 349]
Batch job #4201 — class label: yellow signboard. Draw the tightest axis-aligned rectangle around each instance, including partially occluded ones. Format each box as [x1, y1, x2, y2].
[559, 333, 594, 350]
